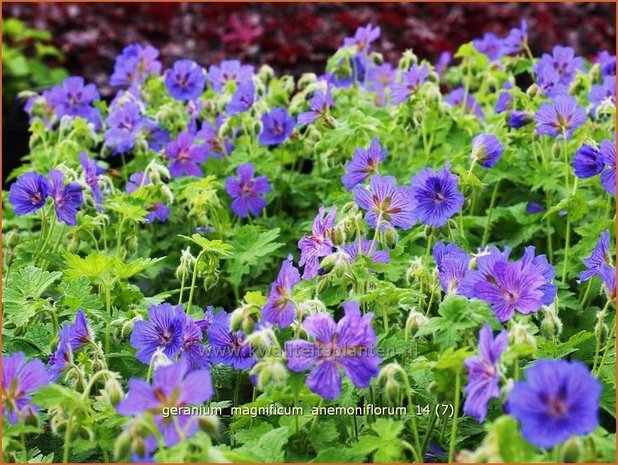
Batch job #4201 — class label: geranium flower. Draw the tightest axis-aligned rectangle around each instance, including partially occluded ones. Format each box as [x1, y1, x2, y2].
[298, 88, 334, 125]
[600, 139, 616, 195]
[110, 43, 162, 88]
[261, 255, 301, 328]
[207, 311, 255, 370]
[589, 76, 615, 115]
[535, 95, 587, 140]
[116, 358, 213, 447]
[164, 132, 209, 178]
[8, 172, 50, 216]
[507, 360, 600, 448]
[343, 23, 380, 54]
[79, 152, 103, 211]
[298, 206, 337, 280]
[2, 352, 49, 424]
[463, 325, 508, 422]
[258, 107, 294, 146]
[341, 238, 390, 264]
[224, 163, 271, 218]
[354, 175, 416, 230]
[285, 301, 381, 400]
[470, 134, 504, 169]
[445, 87, 484, 119]
[226, 79, 255, 115]
[164, 59, 205, 101]
[49, 169, 84, 226]
[105, 101, 146, 154]
[433, 242, 470, 293]
[341, 137, 386, 190]
[207, 60, 254, 93]
[390, 64, 430, 104]
[410, 165, 464, 227]
[573, 144, 604, 179]
[535, 45, 585, 86]
[130, 303, 184, 364]
[578, 230, 612, 283]
[473, 32, 504, 61]
[48, 76, 101, 129]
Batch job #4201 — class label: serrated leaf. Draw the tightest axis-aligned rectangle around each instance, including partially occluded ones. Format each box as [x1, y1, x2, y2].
[227, 226, 284, 286]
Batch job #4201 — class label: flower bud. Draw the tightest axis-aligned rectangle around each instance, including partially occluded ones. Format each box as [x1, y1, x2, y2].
[405, 309, 428, 337]
[78, 425, 94, 441]
[297, 73, 318, 90]
[258, 64, 275, 85]
[330, 226, 346, 246]
[405, 257, 425, 285]
[6, 230, 19, 249]
[298, 299, 327, 316]
[594, 319, 609, 342]
[384, 226, 399, 249]
[540, 309, 563, 339]
[398, 49, 418, 70]
[509, 321, 537, 351]
[316, 276, 330, 295]
[131, 436, 146, 459]
[104, 377, 124, 406]
[526, 83, 539, 98]
[67, 235, 80, 253]
[560, 436, 583, 463]
[198, 415, 220, 435]
[121, 319, 135, 340]
[114, 431, 132, 460]
[203, 272, 220, 291]
[319, 254, 338, 273]
[230, 308, 245, 332]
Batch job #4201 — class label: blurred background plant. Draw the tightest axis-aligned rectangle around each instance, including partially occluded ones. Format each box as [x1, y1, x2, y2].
[2, 17, 67, 104]
[2, 2, 616, 181]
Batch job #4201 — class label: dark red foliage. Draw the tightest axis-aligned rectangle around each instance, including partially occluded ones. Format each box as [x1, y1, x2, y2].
[3, 2, 616, 96]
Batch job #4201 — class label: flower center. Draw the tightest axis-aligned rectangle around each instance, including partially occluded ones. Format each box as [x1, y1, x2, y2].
[159, 330, 173, 346]
[31, 192, 43, 205]
[547, 396, 568, 417]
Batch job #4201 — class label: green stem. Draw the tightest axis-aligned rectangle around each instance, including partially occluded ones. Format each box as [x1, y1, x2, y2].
[593, 300, 613, 373]
[481, 181, 500, 246]
[35, 210, 57, 265]
[367, 214, 383, 257]
[448, 371, 461, 463]
[62, 409, 75, 463]
[186, 250, 205, 312]
[178, 262, 187, 306]
[401, 374, 422, 462]
[104, 285, 112, 354]
[595, 315, 616, 377]
[421, 405, 438, 458]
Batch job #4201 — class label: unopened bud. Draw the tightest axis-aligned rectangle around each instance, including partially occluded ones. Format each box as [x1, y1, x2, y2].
[230, 308, 244, 332]
[203, 272, 219, 291]
[384, 226, 399, 249]
[198, 415, 221, 435]
[398, 49, 418, 70]
[526, 83, 540, 98]
[78, 425, 94, 441]
[114, 432, 132, 460]
[320, 254, 338, 273]
[330, 226, 346, 246]
[121, 319, 135, 340]
[560, 436, 583, 463]
[104, 377, 124, 406]
[6, 230, 19, 248]
[258, 65, 275, 85]
[131, 437, 146, 458]
[405, 310, 428, 337]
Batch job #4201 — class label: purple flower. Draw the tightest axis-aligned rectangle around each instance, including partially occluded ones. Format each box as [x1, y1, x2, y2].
[473, 32, 504, 62]
[410, 165, 464, 227]
[463, 325, 508, 422]
[105, 102, 145, 154]
[126, 171, 151, 193]
[110, 43, 162, 88]
[261, 255, 301, 328]
[178, 312, 209, 370]
[494, 82, 513, 114]
[341, 238, 389, 264]
[459, 247, 549, 322]
[508, 110, 532, 129]
[599, 264, 616, 298]
[435, 52, 452, 77]
[48, 337, 71, 382]
[145, 203, 170, 224]
[224, 163, 271, 218]
[536, 61, 568, 98]
[507, 360, 600, 449]
[164, 60, 205, 101]
[49, 169, 84, 226]
[526, 202, 545, 214]
[521, 246, 558, 305]
[390, 64, 430, 104]
[165, 132, 209, 178]
[600, 139, 616, 195]
[366, 63, 395, 105]
[502, 20, 527, 55]
[143, 120, 170, 152]
[535, 95, 587, 140]
[258, 107, 295, 146]
[433, 242, 470, 293]
[195, 119, 230, 159]
[207, 311, 255, 370]
[48, 76, 101, 129]
[298, 88, 334, 125]
[589, 76, 616, 114]
[130, 303, 184, 364]
[24, 89, 56, 126]
[226, 79, 255, 115]
[285, 301, 381, 400]
[79, 152, 103, 211]
[8, 172, 50, 216]
[207, 60, 254, 93]
[60, 309, 93, 350]
[2, 352, 49, 423]
[325, 55, 366, 89]
[597, 50, 616, 77]
[471, 134, 504, 169]
[116, 358, 213, 447]
[445, 87, 484, 119]
[298, 206, 337, 280]
[343, 23, 380, 54]
[341, 137, 387, 190]
[354, 175, 416, 230]
[536, 45, 585, 86]
[573, 144, 604, 179]
[578, 230, 612, 283]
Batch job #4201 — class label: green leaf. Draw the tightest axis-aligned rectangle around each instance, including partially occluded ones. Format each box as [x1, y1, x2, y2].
[179, 234, 234, 257]
[57, 276, 104, 316]
[227, 226, 284, 286]
[489, 415, 536, 462]
[32, 384, 85, 410]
